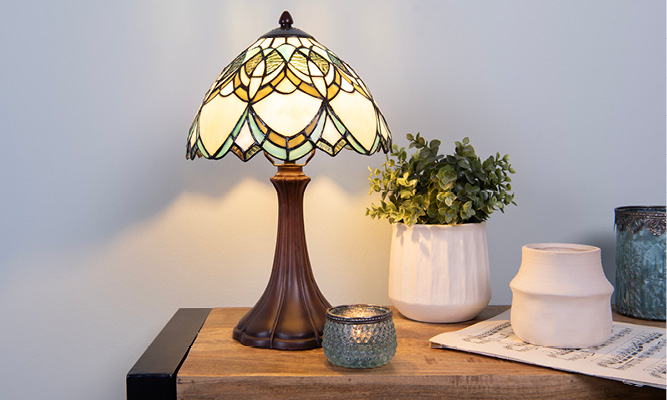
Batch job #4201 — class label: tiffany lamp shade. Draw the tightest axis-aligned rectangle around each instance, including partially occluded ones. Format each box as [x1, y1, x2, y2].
[187, 11, 391, 350]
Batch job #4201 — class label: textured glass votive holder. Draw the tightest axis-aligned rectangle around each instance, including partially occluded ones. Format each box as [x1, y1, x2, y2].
[615, 206, 666, 321]
[322, 305, 397, 369]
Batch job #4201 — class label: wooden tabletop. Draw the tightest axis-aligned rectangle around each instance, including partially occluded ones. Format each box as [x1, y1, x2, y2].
[175, 306, 665, 399]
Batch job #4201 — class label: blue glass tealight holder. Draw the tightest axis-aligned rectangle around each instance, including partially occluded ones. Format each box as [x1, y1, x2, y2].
[322, 305, 397, 369]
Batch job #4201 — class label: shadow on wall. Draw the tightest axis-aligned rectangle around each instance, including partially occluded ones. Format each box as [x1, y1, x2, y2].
[581, 232, 618, 300]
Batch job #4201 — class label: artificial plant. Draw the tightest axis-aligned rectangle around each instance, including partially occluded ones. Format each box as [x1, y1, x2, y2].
[367, 133, 516, 225]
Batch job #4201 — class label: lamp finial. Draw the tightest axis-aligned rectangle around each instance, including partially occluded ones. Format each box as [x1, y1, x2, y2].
[279, 11, 293, 29]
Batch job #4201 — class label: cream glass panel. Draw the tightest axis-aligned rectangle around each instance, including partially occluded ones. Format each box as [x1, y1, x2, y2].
[321, 116, 343, 145]
[199, 94, 247, 154]
[379, 114, 390, 141]
[261, 64, 284, 86]
[299, 38, 314, 47]
[257, 38, 271, 49]
[340, 76, 353, 92]
[235, 121, 255, 151]
[312, 76, 327, 97]
[324, 65, 335, 85]
[252, 60, 266, 77]
[253, 90, 321, 137]
[271, 37, 286, 46]
[308, 61, 323, 77]
[248, 76, 261, 99]
[220, 80, 234, 96]
[275, 77, 297, 94]
[240, 67, 250, 86]
[329, 90, 376, 151]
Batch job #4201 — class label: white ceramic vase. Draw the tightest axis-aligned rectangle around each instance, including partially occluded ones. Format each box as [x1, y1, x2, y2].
[509, 243, 614, 348]
[388, 222, 491, 323]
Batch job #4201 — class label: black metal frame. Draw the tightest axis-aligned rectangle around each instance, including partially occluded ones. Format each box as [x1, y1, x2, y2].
[126, 308, 211, 400]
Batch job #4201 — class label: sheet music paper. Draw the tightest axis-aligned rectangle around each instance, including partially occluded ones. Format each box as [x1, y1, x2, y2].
[430, 310, 666, 389]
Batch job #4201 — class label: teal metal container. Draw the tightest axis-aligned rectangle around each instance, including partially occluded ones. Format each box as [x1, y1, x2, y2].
[614, 206, 666, 321]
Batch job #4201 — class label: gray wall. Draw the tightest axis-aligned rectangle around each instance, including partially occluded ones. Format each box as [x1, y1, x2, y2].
[1, 1, 664, 399]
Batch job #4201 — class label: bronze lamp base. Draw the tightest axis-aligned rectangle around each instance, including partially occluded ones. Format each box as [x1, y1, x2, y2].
[232, 164, 331, 350]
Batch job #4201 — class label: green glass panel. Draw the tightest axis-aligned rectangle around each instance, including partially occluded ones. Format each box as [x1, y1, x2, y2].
[231, 110, 248, 138]
[290, 51, 309, 75]
[330, 113, 347, 135]
[262, 140, 287, 160]
[265, 50, 283, 74]
[288, 141, 314, 161]
[219, 50, 247, 85]
[276, 44, 296, 63]
[196, 140, 209, 158]
[370, 134, 380, 153]
[244, 52, 263, 76]
[311, 45, 332, 62]
[310, 51, 330, 75]
[345, 133, 365, 154]
[308, 111, 326, 142]
[243, 46, 261, 63]
[187, 120, 196, 142]
[327, 51, 348, 74]
[217, 135, 234, 158]
[248, 113, 265, 142]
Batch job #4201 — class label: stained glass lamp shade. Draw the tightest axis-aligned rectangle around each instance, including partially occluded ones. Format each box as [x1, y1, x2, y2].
[187, 11, 391, 350]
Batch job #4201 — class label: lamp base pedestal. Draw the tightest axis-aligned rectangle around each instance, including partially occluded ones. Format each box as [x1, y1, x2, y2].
[232, 164, 331, 350]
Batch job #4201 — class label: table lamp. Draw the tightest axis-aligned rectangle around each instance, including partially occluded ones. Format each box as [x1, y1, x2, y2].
[186, 11, 391, 350]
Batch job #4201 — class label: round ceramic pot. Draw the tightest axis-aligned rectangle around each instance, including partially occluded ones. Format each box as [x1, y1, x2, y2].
[388, 222, 491, 323]
[509, 243, 613, 348]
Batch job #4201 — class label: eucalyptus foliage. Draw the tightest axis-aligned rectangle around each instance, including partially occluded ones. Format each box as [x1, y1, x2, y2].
[366, 133, 516, 225]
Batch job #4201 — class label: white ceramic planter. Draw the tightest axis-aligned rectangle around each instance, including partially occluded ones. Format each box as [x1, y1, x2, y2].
[509, 243, 614, 348]
[388, 222, 491, 323]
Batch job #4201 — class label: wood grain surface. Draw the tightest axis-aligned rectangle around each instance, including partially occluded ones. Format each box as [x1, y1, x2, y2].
[177, 306, 665, 399]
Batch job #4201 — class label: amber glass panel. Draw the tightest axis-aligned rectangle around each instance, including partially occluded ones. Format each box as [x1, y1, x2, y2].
[288, 134, 305, 148]
[268, 131, 287, 147]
